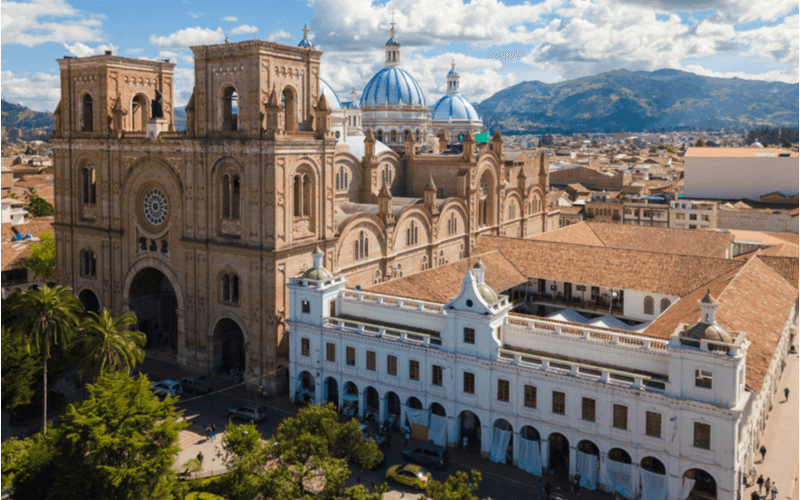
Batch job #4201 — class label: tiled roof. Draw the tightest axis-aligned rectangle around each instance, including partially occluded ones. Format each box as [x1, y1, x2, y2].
[758, 244, 800, 258]
[757, 255, 799, 288]
[728, 229, 800, 247]
[367, 250, 525, 304]
[0, 217, 54, 272]
[644, 257, 798, 392]
[531, 221, 733, 259]
[474, 235, 743, 296]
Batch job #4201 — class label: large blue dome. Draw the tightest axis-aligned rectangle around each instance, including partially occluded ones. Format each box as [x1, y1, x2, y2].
[432, 94, 480, 122]
[319, 79, 342, 110]
[360, 67, 426, 108]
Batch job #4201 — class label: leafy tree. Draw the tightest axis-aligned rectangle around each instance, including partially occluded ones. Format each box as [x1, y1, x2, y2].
[10, 285, 83, 434]
[23, 187, 54, 217]
[75, 309, 145, 383]
[695, 137, 706, 147]
[24, 230, 55, 280]
[48, 372, 187, 500]
[425, 470, 482, 500]
[1, 326, 39, 409]
[1, 432, 58, 499]
[782, 139, 792, 148]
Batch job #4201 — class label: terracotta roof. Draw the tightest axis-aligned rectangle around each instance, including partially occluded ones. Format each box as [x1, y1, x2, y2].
[367, 250, 525, 304]
[474, 235, 743, 296]
[644, 257, 798, 392]
[758, 244, 799, 258]
[0, 218, 54, 272]
[560, 206, 584, 215]
[2, 240, 30, 271]
[1, 223, 16, 242]
[531, 222, 732, 259]
[685, 147, 797, 158]
[757, 255, 799, 288]
[728, 229, 799, 247]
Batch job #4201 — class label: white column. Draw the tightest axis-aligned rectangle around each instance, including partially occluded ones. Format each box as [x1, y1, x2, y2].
[541, 439, 550, 471]
[512, 431, 520, 467]
[358, 391, 365, 419]
[401, 403, 408, 431]
[599, 454, 608, 491]
[569, 446, 577, 479]
[314, 377, 322, 405]
[379, 395, 387, 422]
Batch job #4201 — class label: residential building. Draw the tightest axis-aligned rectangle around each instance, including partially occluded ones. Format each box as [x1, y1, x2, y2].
[670, 200, 718, 230]
[623, 202, 669, 227]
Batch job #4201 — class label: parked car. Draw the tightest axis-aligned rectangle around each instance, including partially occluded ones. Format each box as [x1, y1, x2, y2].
[385, 463, 432, 490]
[151, 379, 183, 398]
[229, 404, 268, 423]
[401, 442, 449, 469]
[180, 376, 212, 395]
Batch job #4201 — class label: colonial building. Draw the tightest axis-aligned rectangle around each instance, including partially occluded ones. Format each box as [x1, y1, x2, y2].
[288, 231, 798, 500]
[51, 37, 558, 390]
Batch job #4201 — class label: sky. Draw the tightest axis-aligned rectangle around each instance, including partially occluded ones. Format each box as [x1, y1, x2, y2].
[1, 0, 798, 113]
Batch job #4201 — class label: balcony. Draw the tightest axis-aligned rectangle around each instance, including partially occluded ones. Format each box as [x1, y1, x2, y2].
[516, 291, 623, 315]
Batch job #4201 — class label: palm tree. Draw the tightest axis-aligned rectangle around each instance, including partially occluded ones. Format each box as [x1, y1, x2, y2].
[76, 309, 145, 383]
[11, 285, 83, 434]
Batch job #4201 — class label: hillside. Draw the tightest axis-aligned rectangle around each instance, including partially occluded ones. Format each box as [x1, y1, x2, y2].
[1, 100, 55, 141]
[477, 69, 799, 133]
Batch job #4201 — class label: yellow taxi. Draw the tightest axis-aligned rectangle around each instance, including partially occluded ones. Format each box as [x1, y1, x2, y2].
[385, 463, 432, 490]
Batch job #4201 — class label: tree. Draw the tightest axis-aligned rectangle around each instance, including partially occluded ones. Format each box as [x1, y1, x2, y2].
[48, 372, 187, 500]
[75, 309, 145, 383]
[782, 139, 792, 148]
[695, 138, 706, 147]
[1, 432, 58, 499]
[425, 470, 482, 500]
[23, 187, 54, 217]
[24, 230, 55, 280]
[10, 285, 83, 434]
[1, 326, 40, 409]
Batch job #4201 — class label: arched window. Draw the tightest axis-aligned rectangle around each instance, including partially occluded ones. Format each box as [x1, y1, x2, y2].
[81, 94, 93, 132]
[460, 243, 464, 259]
[222, 86, 238, 131]
[478, 173, 493, 227]
[660, 298, 671, 313]
[509, 202, 516, 219]
[422, 255, 428, 271]
[355, 231, 370, 261]
[376, 130, 383, 142]
[344, 171, 348, 189]
[80, 250, 96, 276]
[282, 88, 297, 131]
[336, 172, 340, 191]
[221, 273, 240, 303]
[416, 130, 421, 142]
[406, 220, 418, 246]
[390, 130, 397, 143]
[293, 172, 313, 219]
[439, 250, 445, 266]
[131, 94, 148, 132]
[221, 172, 241, 219]
[644, 296, 654, 315]
[373, 270, 382, 284]
[81, 166, 96, 204]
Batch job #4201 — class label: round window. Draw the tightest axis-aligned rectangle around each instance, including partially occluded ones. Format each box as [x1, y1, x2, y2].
[466, 299, 473, 308]
[142, 189, 168, 226]
[335, 131, 341, 139]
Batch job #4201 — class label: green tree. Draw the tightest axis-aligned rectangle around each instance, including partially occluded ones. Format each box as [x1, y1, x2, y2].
[10, 285, 83, 434]
[1, 432, 58, 499]
[782, 139, 792, 148]
[24, 230, 55, 280]
[23, 187, 55, 217]
[695, 137, 706, 147]
[424, 470, 482, 500]
[75, 309, 145, 383]
[1, 326, 40, 409]
[49, 372, 187, 500]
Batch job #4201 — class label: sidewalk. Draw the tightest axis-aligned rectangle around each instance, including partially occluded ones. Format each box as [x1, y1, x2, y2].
[173, 428, 230, 479]
[742, 351, 799, 500]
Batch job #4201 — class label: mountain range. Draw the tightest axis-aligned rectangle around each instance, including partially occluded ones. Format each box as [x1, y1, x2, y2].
[476, 69, 798, 133]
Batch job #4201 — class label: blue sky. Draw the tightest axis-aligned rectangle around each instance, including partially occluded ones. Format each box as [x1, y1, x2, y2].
[1, 0, 797, 112]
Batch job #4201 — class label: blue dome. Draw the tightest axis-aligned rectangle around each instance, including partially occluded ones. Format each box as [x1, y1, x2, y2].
[298, 38, 313, 47]
[386, 37, 399, 45]
[360, 67, 426, 108]
[447, 68, 459, 77]
[343, 101, 360, 109]
[432, 94, 480, 122]
[319, 79, 342, 110]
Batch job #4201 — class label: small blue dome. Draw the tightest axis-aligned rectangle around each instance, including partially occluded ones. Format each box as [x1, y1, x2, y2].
[361, 67, 426, 108]
[298, 38, 313, 47]
[319, 79, 342, 110]
[432, 94, 480, 122]
[447, 67, 459, 77]
[343, 101, 360, 109]
[386, 37, 399, 45]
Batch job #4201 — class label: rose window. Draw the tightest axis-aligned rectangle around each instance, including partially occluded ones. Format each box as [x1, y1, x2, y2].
[143, 189, 168, 226]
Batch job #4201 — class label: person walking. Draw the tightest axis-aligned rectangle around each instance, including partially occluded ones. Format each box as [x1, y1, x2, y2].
[197, 451, 204, 464]
[770, 482, 777, 500]
[751, 491, 760, 500]
[757, 475, 764, 494]
[765, 477, 771, 496]
[211, 423, 217, 441]
[784, 387, 790, 402]
[760, 445, 767, 462]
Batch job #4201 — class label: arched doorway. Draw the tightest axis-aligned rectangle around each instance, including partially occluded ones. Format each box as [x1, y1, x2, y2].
[385, 391, 401, 427]
[607, 448, 635, 499]
[640, 457, 667, 500]
[79, 289, 100, 313]
[492, 418, 513, 464]
[578, 440, 599, 456]
[406, 396, 423, 410]
[430, 402, 446, 417]
[281, 88, 297, 131]
[521, 425, 540, 442]
[295, 371, 315, 404]
[459, 410, 482, 450]
[212, 318, 245, 375]
[324, 377, 339, 408]
[548, 433, 570, 474]
[577, 440, 601, 490]
[128, 267, 178, 350]
[364, 386, 379, 421]
[131, 94, 148, 132]
[641, 456, 666, 475]
[343, 381, 359, 417]
[683, 469, 716, 500]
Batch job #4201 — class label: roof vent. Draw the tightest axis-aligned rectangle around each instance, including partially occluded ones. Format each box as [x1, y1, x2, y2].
[104, 50, 112, 55]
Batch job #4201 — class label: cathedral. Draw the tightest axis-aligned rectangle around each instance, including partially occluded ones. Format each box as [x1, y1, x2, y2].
[51, 26, 558, 390]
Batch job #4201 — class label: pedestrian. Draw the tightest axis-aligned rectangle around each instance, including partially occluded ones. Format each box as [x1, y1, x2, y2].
[462, 436, 468, 451]
[757, 474, 764, 493]
[536, 480, 543, 500]
[771, 482, 777, 500]
[544, 481, 552, 500]
[211, 423, 217, 441]
[765, 477, 771, 495]
[760, 445, 767, 462]
[574, 473, 581, 492]
[784, 387, 790, 401]
[751, 491, 760, 500]
[197, 451, 204, 464]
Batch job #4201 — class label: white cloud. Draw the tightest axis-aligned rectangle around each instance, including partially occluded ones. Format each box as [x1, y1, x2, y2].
[1, 0, 105, 47]
[267, 29, 293, 41]
[63, 42, 119, 58]
[231, 25, 259, 35]
[1, 70, 61, 112]
[738, 14, 799, 69]
[125, 48, 143, 55]
[681, 64, 798, 84]
[222, 16, 238, 22]
[150, 26, 225, 49]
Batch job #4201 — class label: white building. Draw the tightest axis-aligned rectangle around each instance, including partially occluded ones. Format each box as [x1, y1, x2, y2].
[1, 197, 28, 225]
[670, 200, 718, 230]
[288, 236, 797, 500]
